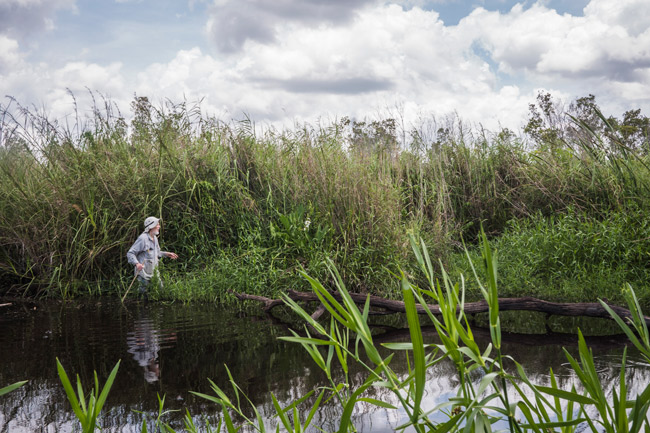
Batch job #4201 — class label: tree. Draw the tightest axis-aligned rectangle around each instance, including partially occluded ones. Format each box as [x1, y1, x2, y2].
[616, 109, 649, 152]
[342, 117, 399, 156]
[524, 92, 650, 154]
[130, 96, 154, 146]
[523, 92, 565, 147]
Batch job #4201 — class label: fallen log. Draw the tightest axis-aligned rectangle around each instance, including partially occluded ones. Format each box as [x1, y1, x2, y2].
[233, 290, 650, 326]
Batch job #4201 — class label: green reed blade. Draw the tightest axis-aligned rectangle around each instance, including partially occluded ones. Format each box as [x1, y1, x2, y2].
[0, 380, 27, 397]
[402, 276, 426, 422]
[56, 358, 86, 424]
[95, 360, 120, 418]
[303, 390, 325, 430]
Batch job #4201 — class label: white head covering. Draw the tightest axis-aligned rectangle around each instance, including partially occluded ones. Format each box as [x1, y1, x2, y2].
[144, 216, 160, 232]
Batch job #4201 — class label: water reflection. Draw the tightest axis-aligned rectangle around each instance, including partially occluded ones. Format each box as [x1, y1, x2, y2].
[0, 298, 648, 432]
[126, 313, 177, 383]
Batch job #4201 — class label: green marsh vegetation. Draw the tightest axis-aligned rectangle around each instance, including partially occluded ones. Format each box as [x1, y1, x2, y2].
[8, 233, 650, 432]
[0, 92, 649, 304]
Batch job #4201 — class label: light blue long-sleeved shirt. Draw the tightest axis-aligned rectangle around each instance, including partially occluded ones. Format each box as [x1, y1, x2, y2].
[126, 232, 169, 280]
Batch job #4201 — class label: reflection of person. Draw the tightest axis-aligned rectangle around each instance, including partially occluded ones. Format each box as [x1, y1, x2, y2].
[126, 317, 162, 383]
[126, 217, 178, 297]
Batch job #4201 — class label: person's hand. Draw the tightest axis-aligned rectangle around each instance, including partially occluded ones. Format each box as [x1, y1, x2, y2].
[167, 252, 179, 260]
[136, 263, 144, 272]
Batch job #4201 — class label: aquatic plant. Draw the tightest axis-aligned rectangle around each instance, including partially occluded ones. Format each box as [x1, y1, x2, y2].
[193, 231, 650, 432]
[56, 358, 120, 433]
[0, 380, 27, 397]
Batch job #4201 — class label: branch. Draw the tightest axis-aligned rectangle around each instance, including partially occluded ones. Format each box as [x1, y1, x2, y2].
[233, 290, 650, 326]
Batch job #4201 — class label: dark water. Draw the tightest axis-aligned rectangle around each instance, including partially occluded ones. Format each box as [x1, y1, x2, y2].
[1, 299, 649, 432]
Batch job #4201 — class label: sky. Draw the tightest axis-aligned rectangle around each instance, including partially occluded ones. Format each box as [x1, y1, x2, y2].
[1, 0, 649, 134]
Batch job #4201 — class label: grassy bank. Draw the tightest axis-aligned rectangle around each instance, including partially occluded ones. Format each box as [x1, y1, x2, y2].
[451, 208, 650, 305]
[1, 95, 649, 304]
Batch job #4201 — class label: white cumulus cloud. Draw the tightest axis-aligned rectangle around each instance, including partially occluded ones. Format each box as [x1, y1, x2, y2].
[2, 0, 649, 135]
[1, 57, 129, 123]
[133, 4, 534, 130]
[454, 0, 650, 119]
[0, 35, 24, 75]
[204, 0, 378, 52]
[460, 0, 650, 81]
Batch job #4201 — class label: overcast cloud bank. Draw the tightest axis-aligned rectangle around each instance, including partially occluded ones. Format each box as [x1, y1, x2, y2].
[0, 0, 648, 133]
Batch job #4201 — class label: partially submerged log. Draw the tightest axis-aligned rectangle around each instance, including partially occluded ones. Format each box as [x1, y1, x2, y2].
[233, 290, 650, 326]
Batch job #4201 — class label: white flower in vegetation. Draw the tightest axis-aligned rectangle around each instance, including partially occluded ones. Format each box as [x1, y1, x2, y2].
[304, 217, 311, 231]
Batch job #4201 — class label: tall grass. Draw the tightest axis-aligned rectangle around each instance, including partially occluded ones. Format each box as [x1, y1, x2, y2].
[451, 207, 650, 305]
[1, 95, 649, 300]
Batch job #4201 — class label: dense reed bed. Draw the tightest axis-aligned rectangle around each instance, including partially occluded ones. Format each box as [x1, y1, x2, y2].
[1, 95, 649, 303]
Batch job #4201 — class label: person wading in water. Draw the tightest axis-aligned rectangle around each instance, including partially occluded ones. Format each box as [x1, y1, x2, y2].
[127, 217, 178, 299]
